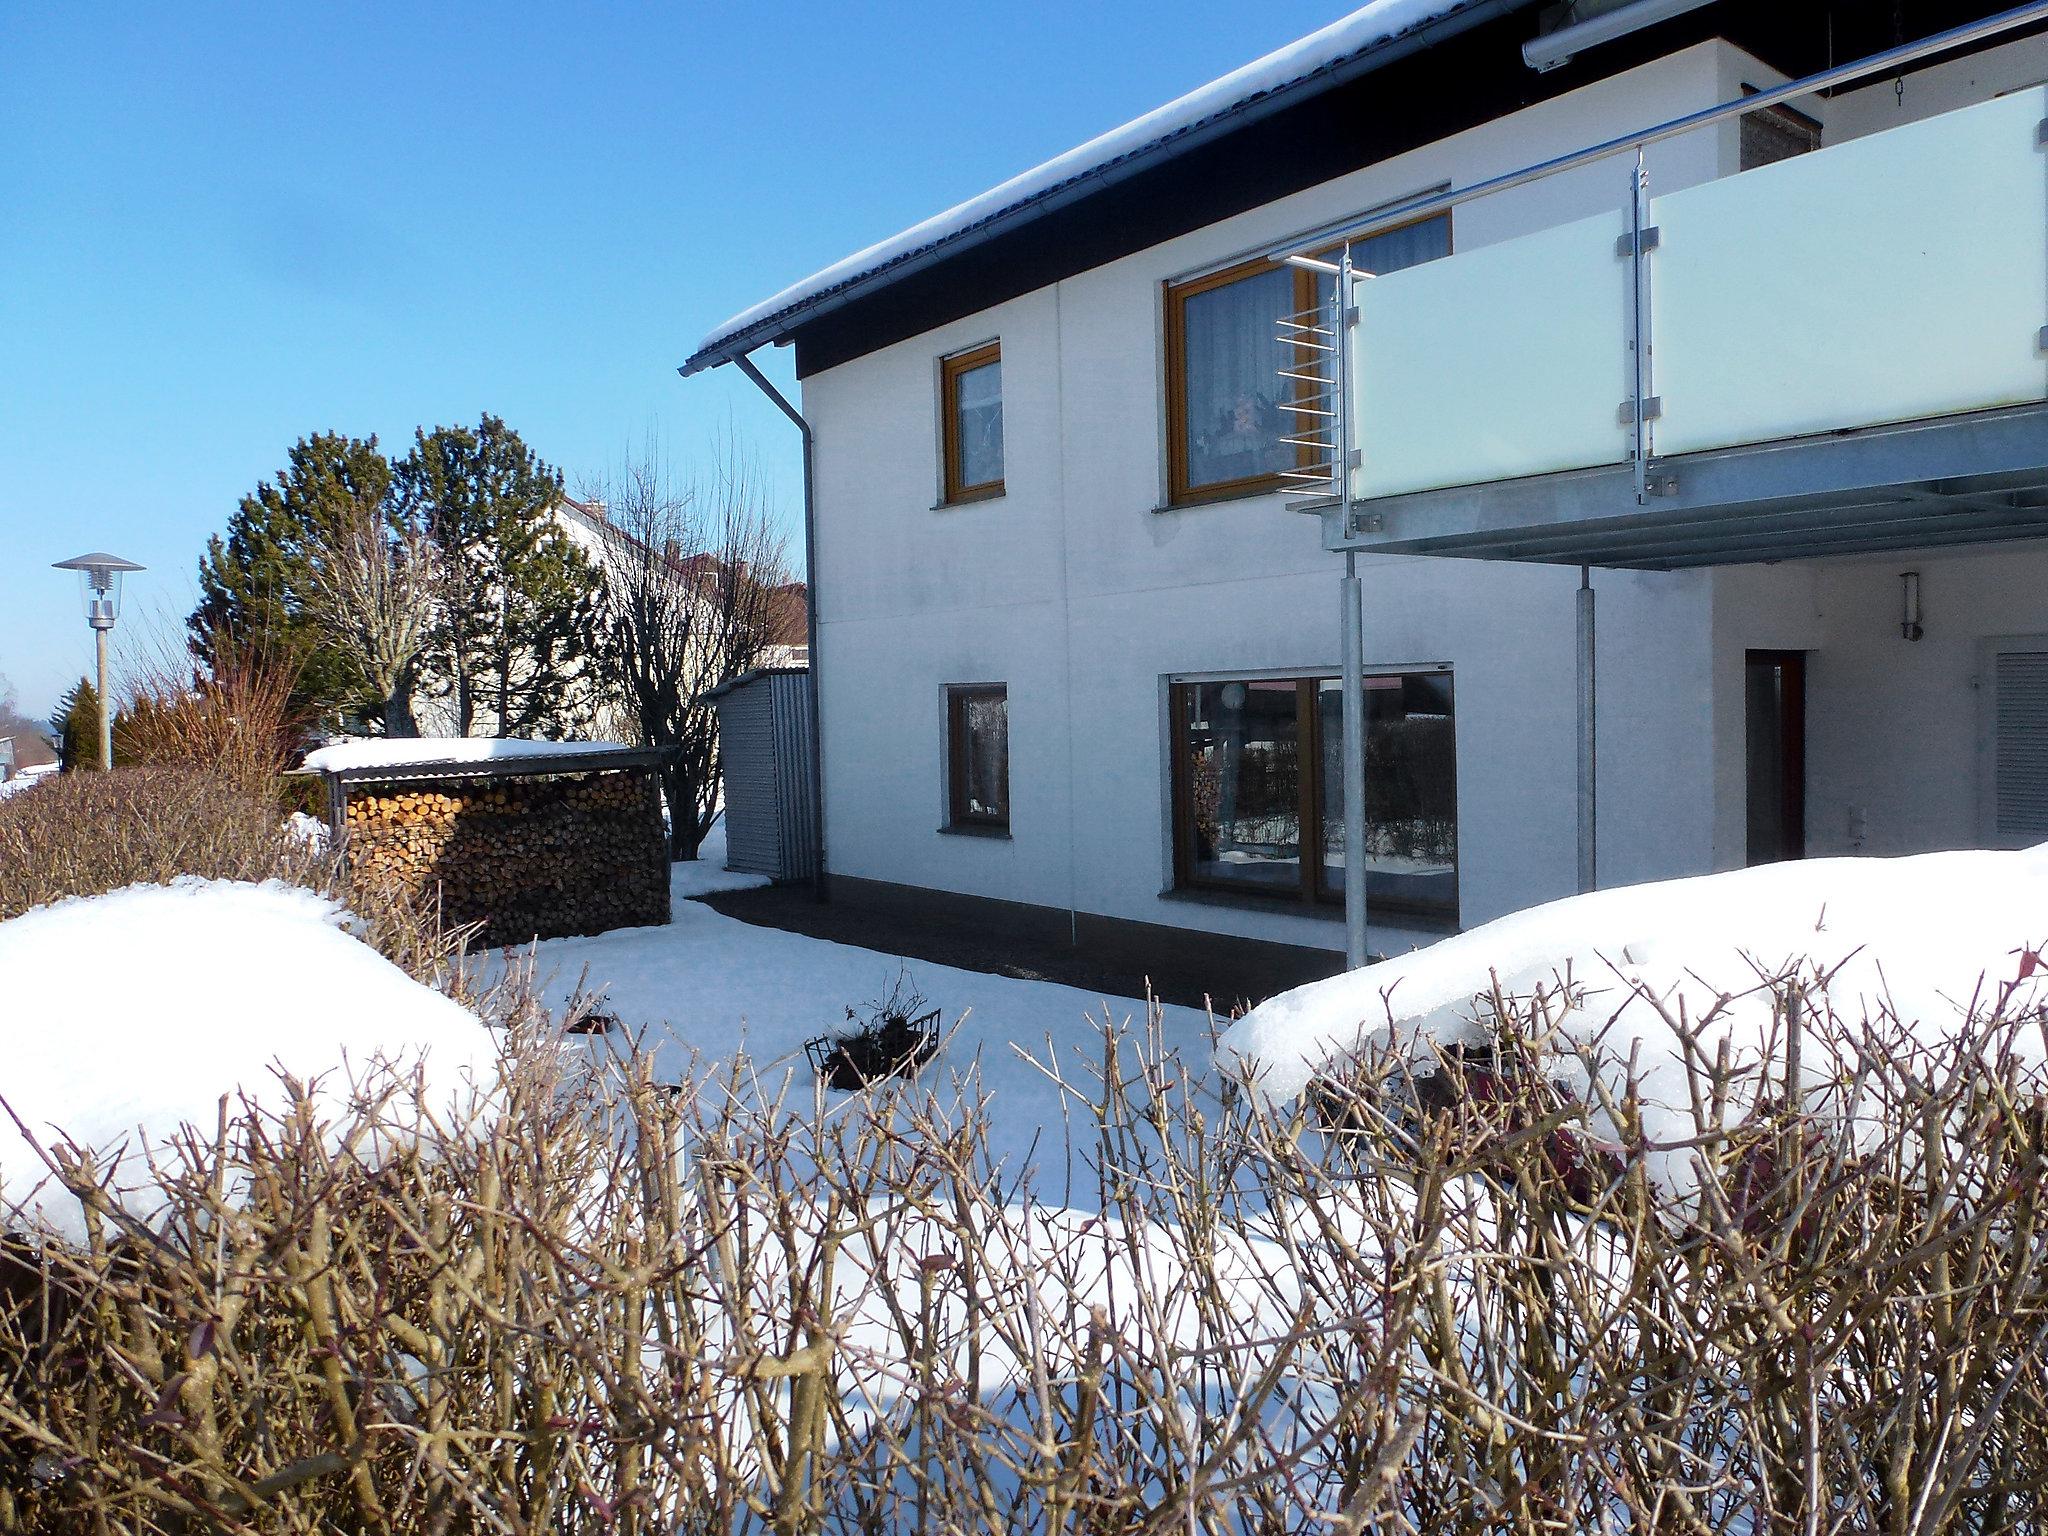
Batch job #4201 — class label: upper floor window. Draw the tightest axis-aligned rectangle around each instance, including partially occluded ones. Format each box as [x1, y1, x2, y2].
[1163, 214, 1450, 506]
[941, 342, 1004, 504]
[946, 684, 1010, 831]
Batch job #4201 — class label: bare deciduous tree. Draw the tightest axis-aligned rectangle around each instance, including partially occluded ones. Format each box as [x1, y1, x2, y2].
[305, 502, 437, 737]
[587, 443, 795, 860]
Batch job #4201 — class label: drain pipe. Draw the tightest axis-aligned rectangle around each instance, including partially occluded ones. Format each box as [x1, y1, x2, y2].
[727, 351, 828, 903]
[1576, 564, 1597, 893]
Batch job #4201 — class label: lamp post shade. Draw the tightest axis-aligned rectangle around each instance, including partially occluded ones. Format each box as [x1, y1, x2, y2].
[53, 552, 146, 631]
[53, 552, 144, 770]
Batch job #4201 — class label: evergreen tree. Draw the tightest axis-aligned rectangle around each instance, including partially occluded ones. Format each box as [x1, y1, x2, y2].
[56, 677, 100, 770]
[399, 416, 600, 738]
[191, 433, 392, 725]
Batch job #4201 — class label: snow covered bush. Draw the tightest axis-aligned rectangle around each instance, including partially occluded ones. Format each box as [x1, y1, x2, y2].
[1220, 844, 2048, 1200]
[0, 879, 501, 1243]
[4, 955, 2047, 1532]
[0, 762, 485, 991]
[0, 765, 327, 922]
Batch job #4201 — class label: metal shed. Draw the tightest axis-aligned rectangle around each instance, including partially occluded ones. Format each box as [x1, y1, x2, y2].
[706, 667, 818, 882]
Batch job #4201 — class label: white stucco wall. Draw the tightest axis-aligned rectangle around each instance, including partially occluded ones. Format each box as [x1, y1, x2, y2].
[1708, 547, 2048, 862]
[798, 32, 2046, 955]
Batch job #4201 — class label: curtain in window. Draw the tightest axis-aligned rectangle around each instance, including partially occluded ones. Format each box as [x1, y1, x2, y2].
[955, 360, 1004, 488]
[1181, 214, 1450, 496]
[1306, 214, 1455, 316]
[1183, 265, 1295, 492]
[1352, 213, 1452, 276]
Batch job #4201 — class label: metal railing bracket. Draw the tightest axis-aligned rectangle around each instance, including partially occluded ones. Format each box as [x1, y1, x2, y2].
[1615, 226, 1662, 258]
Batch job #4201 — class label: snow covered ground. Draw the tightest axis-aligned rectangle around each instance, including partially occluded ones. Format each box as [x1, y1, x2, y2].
[505, 822, 1209, 1187]
[0, 879, 500, 1242]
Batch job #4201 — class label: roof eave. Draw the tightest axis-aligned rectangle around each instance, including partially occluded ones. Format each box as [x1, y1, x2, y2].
[678, 0, 1531, 379]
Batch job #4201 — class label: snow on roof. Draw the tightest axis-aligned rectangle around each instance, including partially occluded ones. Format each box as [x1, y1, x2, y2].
[0, 879, 500, 1242]
[687, 0, 1486, 370]
[0, 763, 59, 802]
[300, 737, 635, 775]
[1218, 844, 2048, 1194]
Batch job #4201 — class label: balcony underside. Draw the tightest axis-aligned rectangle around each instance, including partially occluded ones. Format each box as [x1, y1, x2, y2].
[1325, 403, 2048, 570]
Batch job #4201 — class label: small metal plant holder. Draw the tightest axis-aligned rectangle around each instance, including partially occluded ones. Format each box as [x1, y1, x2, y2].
[806, 995, 943, 1092]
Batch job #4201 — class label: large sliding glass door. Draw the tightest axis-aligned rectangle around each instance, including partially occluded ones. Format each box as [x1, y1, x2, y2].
[1170, 670, 1458, 922]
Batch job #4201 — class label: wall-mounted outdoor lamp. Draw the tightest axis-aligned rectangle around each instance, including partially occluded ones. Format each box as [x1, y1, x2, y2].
[53, 551, 145, 770]
[1899, 570, 1924, 643]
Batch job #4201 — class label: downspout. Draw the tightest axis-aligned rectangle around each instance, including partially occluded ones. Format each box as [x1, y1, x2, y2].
[725, 352, 829, 903]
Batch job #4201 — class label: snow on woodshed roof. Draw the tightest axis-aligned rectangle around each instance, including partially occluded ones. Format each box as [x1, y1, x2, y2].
[299, 738, 637, 776]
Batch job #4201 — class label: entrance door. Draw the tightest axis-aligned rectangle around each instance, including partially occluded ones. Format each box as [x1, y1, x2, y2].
[1746, 650, 1806, 865]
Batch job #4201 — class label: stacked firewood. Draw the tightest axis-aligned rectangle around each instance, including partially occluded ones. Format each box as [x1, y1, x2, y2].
[342, 769, 669, 948]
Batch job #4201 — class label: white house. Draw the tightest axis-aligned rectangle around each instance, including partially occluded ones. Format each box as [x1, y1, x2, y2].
[684, 0, 2048, 980]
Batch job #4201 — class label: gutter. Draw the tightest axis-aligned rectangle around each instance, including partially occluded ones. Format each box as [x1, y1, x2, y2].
[679, 0, 1534, 377]
[727, 352, 829, 903]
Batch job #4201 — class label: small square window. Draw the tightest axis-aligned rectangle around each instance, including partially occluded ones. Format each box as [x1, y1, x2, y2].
[940, 343, 1004, 504]
[946, 685, 1009, 829]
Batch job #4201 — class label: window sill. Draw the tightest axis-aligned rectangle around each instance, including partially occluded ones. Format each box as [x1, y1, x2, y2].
[939, 823, 1012, 840]
[934, 488, 1006, 510]
[1149, 485, 1289, 515]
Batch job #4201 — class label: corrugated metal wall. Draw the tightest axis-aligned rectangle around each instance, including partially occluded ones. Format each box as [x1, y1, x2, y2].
[713, 670, 818, 881]
[768, 670, 819, 880]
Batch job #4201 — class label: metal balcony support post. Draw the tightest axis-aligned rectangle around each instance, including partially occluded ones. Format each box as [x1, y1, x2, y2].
[1341, 552, 1369, 969]
[1576, 564, 1597, 893]
[1341, 554, 1369, 969]
[1337, 245, 1370, 970]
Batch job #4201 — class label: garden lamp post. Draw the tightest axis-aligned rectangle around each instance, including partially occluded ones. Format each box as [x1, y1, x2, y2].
[53, 552, 145, 771]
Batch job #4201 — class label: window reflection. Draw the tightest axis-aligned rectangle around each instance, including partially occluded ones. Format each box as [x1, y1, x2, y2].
[1180, 679, 1303, 891]
[1172, 671, 1457, 920]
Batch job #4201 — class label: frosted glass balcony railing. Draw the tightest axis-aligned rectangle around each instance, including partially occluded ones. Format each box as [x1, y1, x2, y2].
[1349, 84, 2048, 501]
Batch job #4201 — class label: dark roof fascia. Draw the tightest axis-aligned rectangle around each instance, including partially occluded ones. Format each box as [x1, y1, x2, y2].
[679, 0, 1534, 378]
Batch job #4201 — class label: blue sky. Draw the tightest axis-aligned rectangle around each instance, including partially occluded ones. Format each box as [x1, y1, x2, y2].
[0, 2, 1343, 719]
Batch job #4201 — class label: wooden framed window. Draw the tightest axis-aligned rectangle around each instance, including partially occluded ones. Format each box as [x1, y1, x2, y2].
[946, 684, 1010, 830]
[1163, 213, 1450, 507]
[1168, 669, 1458, 921]
[940, 342, 1004, 504]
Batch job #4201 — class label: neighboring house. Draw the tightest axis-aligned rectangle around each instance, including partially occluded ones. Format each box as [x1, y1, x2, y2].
[0, 730, 58, 783]
[685, 0, 2048, 968]
[413, 494, 807, 739]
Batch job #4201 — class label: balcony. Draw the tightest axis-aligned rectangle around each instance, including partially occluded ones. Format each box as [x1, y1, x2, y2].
[1331, 83, 2048, 569]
